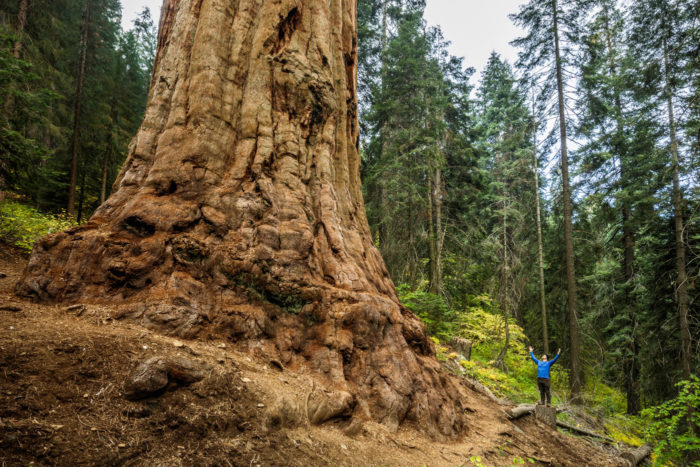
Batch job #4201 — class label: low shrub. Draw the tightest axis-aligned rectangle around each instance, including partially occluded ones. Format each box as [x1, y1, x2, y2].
[642, 375, 700, 466]
[0, 200, 75, 252]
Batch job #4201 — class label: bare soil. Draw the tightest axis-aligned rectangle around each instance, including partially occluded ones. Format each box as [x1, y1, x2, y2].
[0, 243, 628, 466]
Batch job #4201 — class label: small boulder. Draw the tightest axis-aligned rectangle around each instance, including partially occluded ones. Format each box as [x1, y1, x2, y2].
[266, 395, 303, 429]
[123, 356, 209, 400]
[307, 390, 354, 425]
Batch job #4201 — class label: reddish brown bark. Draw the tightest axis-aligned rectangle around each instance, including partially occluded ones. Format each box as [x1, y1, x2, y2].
[16, 0, 467, 437]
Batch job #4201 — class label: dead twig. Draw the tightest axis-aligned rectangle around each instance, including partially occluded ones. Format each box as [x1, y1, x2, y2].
[556, 420, 616, 443]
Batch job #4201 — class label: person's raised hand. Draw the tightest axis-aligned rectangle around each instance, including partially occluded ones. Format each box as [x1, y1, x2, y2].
[557, 348, 561, 354]
[528, 346, 534, 352]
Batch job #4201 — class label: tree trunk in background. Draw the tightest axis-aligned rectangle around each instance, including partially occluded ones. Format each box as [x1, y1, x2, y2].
[427, 176, 437, 290]
[377, 0, 389, 248]
[76, 163, 87, 223]
[408, 191, 417, 286]
[532, 107, 548, 355]
[67, 0, 90, 218]
[433, 166, 443, 294]
[12, 0, 29, 58]
[495, 195, 510, 369]
[2, 0, 29, 117]
[552, 0, 582, 401]
[100, 143, 111, 204]
[604, 18, 640, 414]
[17, 0, 468, 437]
[427, 167, 443, 296]
[663, 38, 691, 381]
[621, 170, 640, 414]
[101, 99, 118, 204]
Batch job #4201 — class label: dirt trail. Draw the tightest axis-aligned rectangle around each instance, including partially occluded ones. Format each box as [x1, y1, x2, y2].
[0, 244, 626, 466]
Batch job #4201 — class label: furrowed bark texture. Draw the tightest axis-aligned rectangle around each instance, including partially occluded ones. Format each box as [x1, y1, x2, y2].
[16, 0, 467, 437]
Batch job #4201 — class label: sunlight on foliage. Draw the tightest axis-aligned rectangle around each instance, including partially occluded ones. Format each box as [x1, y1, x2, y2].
[604, 416, 644, 447]
[0, 200, 76, 252]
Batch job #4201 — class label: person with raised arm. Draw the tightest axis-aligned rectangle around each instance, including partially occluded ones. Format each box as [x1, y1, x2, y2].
[529, 346, 561, 406]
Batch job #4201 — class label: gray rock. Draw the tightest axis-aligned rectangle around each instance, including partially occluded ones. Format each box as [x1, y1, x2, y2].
[123, 356, 210, 400]
[266, 396, 302, 429]
[307, 390, 354, 425]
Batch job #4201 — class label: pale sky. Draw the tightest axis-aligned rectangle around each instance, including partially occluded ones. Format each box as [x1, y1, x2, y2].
[120, 0, 162, 30]
[423, 0, 525, 77]
[120, 0, 525, 78]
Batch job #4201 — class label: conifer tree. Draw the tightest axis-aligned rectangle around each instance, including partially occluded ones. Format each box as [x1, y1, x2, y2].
[511, 0, 588, 400]
[476, 53, 535, 369]
[577, 0, 645, 414]
[629, 0, 693, 380]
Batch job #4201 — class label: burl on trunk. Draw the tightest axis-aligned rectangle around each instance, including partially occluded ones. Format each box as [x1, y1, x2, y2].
[16, 0, 467, 436]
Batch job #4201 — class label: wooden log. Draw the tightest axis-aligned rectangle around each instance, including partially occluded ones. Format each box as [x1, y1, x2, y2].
[535, 404, 557, 427]
[620, 445, 652, 465]
[556, 420, 616, 443]
[506, 404, 535, 419]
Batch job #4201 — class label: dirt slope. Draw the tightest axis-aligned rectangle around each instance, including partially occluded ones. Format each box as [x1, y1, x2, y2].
[0, 244, 626, 466]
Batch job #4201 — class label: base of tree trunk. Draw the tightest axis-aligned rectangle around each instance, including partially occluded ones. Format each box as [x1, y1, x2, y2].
[15, 222, 470, 438]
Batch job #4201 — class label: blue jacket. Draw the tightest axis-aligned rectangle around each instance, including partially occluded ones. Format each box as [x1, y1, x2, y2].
[530, 352, 559, 379]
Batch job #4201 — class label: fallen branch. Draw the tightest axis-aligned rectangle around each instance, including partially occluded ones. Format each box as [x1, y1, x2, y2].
[556, 420, 615, 443]
[620, 445, 652, 466]
[506, 404, 535, 419]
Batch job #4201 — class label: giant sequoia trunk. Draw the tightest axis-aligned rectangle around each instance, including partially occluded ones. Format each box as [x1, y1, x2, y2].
[16, 0, 467, 437]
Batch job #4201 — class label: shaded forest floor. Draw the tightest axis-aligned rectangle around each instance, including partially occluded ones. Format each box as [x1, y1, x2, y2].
[0, 243, 635, 466]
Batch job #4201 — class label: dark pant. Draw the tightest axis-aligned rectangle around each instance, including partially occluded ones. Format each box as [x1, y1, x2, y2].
[537, 377, 551, 405]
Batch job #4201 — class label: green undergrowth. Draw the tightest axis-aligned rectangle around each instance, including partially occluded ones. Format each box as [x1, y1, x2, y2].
[605, 414, 644, 447]
[400, 286, 648, 448]
[410, 292, 569, 405]
[641, 376, 700, 466]
[0, 198, 76, 252]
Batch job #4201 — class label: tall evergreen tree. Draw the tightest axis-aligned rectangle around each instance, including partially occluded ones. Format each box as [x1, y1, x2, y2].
[577, 0, 646, 414]
[476, 53, 536, 369]
[629, 0, 693, 381]
[511, 0, 589, 400]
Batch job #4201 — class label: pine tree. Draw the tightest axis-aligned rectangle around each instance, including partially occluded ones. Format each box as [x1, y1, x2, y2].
[511, 0, 589, 400]
[476, 53, 536, 369]
[577, 0, 645, 414]
[629, 0, 693, 381]
[0, 0, 56, 201]
[66, 0, 90, 218]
